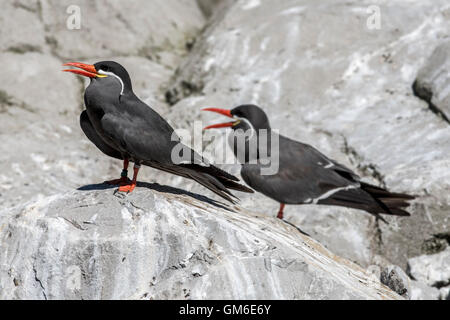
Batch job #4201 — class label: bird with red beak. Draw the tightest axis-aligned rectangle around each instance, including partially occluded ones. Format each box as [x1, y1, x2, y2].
[63, 61, 252, 200]
[203, 104, 415, 221]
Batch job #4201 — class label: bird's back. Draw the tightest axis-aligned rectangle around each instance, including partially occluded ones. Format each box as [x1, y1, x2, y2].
[241, 134, 357, 204]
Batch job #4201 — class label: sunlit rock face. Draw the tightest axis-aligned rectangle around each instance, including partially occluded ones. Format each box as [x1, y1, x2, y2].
[0, 0, 449, 300]
[0, 188, 401, 300]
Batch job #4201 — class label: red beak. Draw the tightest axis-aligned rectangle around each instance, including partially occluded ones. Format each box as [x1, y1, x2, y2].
[202, 108, 236, 130]
[62, 62, 98, 78]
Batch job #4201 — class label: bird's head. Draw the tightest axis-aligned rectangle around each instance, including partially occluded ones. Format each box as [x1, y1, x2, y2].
[63, 61, 132, 95]
[203, 104, 271, 132]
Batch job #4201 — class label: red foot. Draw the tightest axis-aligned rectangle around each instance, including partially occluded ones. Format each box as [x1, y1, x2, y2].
[105, 177, 131, 185]
[118, 182, 136, 193]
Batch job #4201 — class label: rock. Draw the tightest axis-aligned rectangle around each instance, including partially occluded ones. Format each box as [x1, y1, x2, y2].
[440, 287, 450, 300]
[196, 0, 226, 18]
[380, 265, 411, 299]
[0, 52, 80, 115]
[0, 187, 401, 300]
[407, 248, 450, 287]
[40, 0, 206, 59]
[1, 0, 449, 300]
[0, 1, 46, 54]
[414, 41, 450, 122]
[409, 280, 441, 300]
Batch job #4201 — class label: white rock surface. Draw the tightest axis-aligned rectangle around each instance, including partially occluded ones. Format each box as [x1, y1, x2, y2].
[0, 187, 401, 300]
[40, 0, 205, 60]
[409, 280, 441, 300]
[407, 248, 450, 287]
[414, 41, 450, 121]
[1, 0, 449, 300]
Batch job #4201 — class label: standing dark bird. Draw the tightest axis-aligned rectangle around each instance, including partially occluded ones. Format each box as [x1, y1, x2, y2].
[63, 61, 253, 202]
[203, 104, 415, 221]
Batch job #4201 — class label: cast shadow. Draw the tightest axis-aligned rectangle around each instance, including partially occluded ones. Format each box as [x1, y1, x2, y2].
[78, 181, 233, 212]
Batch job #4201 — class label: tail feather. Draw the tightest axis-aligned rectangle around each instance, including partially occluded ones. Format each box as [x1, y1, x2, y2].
[143, 160, 251, 203]
[318, 182, 415, 220]
[187, 171, 237, 204]
[360, 182, 415, 217]
[217, 178, 254, 193]
[378, 197, 411, 208]
[360, 182, 415, 200]
[180, 163, 239, 182]
[386, 208, 411, 217]
[181, 163, 254, 194]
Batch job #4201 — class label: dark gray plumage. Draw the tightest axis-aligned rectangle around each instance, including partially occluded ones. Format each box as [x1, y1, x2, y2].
[204, 104, 415, 220]
[66, 61, 253, 202]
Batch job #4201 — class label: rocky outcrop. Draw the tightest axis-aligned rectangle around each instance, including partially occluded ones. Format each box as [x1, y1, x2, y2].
[1, 0, 449, 300]
[408, 248, 450, 287]
[413, 41, 450, 123]
[0, 186, 401, 300]
[407, 248, 450, 299]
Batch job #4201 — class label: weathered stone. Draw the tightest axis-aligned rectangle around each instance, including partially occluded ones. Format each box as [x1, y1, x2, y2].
[440, 286, 450, 300]
[414, 41, 450, 122]
[409, 280, 441, 300]
[0, 188, 402, 300]
[1, 0, 449, 300]
[407, 248, 450, 287]
[380, 265, 411, 299]
[39, 0, 205, 59]
[0, 1, 46, 54]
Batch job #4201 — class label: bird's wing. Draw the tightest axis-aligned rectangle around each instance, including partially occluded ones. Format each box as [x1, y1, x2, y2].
[241, 138, 360, 204]
[300, 142, 360, 181]
[100, 110, 179, 164]
[143, 160, 251, 203]
[80, 110, 123, 160]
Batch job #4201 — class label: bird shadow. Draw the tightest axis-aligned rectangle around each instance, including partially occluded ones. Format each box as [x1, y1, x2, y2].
[77, 181, 233, 212]
[281, 219, 311, 237]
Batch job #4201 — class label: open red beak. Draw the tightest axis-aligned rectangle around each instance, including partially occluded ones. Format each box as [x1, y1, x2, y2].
[202, 108, 236, 130]
[62, 62, 99, 78]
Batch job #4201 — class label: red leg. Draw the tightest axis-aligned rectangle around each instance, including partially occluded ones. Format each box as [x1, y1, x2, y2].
[277, 203, 285, 219]
[118, 164, 140, 193]
[105, 159, 131, 185]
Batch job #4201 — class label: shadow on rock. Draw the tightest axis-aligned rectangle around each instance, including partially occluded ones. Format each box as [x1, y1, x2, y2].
[78, 181, 233, 212]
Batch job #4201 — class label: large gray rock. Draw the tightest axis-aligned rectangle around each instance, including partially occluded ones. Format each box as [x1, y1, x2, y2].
[409, 280, 441, 300]
[0, 1, 46, 54]
[1, 0, 449, 300]
[40, 0, 205, 60]
[0, 187, 401, 300]
[380, 265, 411, 299]
[407, 248, 450, 287]
[414, 41, 450, 122]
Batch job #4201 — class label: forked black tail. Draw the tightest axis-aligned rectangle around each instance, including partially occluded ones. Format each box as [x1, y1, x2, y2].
[360, 182, 416, 217]
[318, 182, 416, 223]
